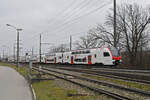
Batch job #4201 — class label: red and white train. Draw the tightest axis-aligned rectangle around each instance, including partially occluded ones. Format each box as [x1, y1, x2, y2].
[40, 46, 122, 66]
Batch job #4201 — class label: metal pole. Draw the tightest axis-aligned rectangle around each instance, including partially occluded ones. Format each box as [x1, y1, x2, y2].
[6, 24, 22, 65]
[39, 34, 42, 63]
[14, 44, 15, 63]
[32, 47, 34, 57]
[2, 45, 6, 61]
[17, 30, 19, 67]
[70, 35, 72, 51]
[114, 0, 117, 48]
[3, 49, 4, 60]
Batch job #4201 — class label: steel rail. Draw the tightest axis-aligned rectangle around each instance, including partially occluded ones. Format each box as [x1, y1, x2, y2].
[34, 63, 150, 73]
[54, 67, 150, 84]
[32, 67, 133, 100]
[41, 67, 150, 96]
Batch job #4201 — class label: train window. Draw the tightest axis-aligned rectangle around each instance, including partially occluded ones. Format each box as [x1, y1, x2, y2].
[82, 51, 85, 54]
[86, 50, 90, 53]
[72, 52, 76, 54]
[109, 47, 119, 57]
[104, 52, 110, 57]
[79, 51, 81, 54]
[83, 57, 87, 62]
[67, 56, 69, 59]
[47, 59, 54, 61]
[74, 58, 87, 62]
[94, 54, 97, 58]
[72, 50, 90, 54]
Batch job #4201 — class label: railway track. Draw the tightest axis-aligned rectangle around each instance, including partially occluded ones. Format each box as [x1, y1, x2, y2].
[40, 63, 150, 73]
[23, 63, 150, 74]
[91, 68, 150, 74]
[23, 63, 150, 84]
[48, 66, 150, 84]
[32, 66, 150, 100]
[38, 64, 150, 77]
[32, 67, 133, 100]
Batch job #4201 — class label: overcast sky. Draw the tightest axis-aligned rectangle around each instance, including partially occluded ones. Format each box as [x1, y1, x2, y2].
[0, 0, 149, 57]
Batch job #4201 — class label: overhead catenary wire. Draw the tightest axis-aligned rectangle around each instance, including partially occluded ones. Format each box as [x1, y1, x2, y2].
[26, 0, 79, 40]
[47, 0, 94, 29]
[64, 0, 105, 21]
[42, 1, 109, 50]
[51, 31, 86, 44]
[47, 0, 78, 27]
[45, 0, 93, 34]
[44, 0, 112, 36]
[47, 0, 112, 49]
[46, 0, 107, 33]
[27, 0, 110, 41]
[55, 0, 93, 23]
[26, 0, 112, 52]
[43, 32, 85, 53]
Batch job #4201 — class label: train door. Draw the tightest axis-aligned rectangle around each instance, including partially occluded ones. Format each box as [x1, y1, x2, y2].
[54, 57, 56, 64]
[88, 55, 92, 65]
[62, 53, 63, 63]
[45, 58, 47, 64]
[71, 56, 74, 64]
[103, 51, 112, 65]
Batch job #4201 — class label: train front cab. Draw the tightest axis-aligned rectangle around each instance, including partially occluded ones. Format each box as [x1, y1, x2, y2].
[95, 47, 121, 66]
[107, 47, 121, 65]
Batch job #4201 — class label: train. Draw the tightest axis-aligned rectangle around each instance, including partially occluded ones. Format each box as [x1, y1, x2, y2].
[35, 46, 122, 66]
[8, 46, 121, 66]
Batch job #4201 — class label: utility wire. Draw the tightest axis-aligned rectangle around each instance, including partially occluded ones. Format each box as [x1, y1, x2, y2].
[34, 0, 112, 48]
[51, 31, 86, 43]
[58, 0, 92, 22]
[47, 0, 92, 30]
[25, 0, 78, 40]
[26, 0, 112, 49]
[26, 0, 87, 41]
[62, 0, 104, 22]
[27, 0, 108, 40]
[45, 0, 112, 36]
[47, 0, 77, 26]
[47, 0, 104, 32]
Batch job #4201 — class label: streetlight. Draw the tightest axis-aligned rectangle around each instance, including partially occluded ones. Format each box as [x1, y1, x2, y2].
[6, 24, 23, 67]
[2, 45, 6, 61]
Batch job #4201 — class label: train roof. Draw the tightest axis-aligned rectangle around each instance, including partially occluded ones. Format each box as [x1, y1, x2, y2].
[71, 47, 109, 52]
[46, 46, 113, 54]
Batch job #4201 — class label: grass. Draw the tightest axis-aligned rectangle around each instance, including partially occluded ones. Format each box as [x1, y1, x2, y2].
[32, 80, 100, 100]
[83, 74, 150, 91]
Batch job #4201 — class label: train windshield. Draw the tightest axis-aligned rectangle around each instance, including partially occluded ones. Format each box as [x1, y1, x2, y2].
[109, 47, 119, 57]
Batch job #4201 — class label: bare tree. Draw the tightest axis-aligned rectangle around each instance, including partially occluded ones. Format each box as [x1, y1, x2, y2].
[50, 44, 69, 53]
[116, 4, 150, 65]
[87, 3, 150, 66]
[88, 10, 124, 51]
[75, 34, 99, 49]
